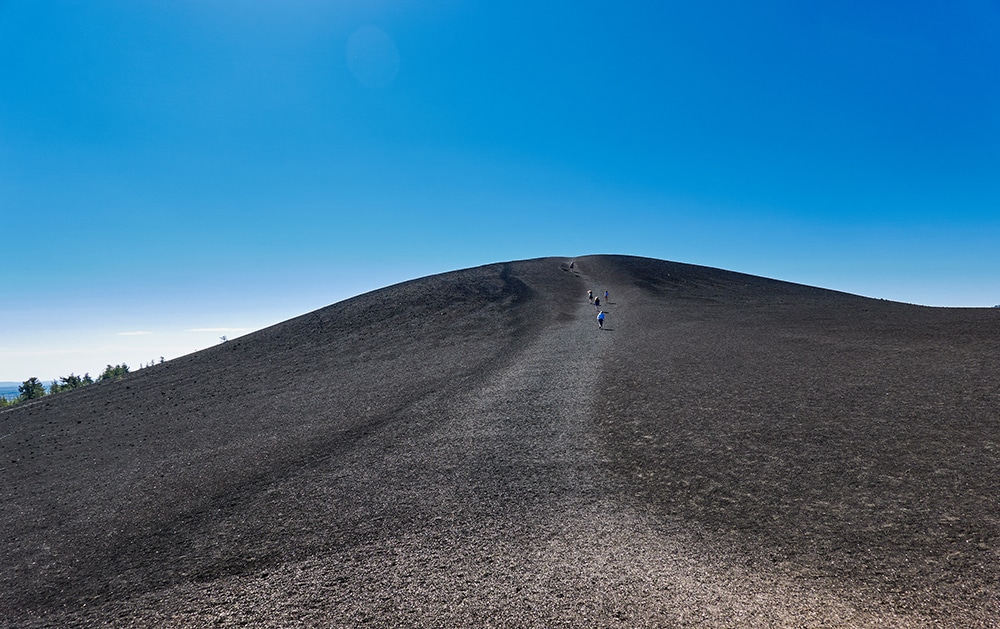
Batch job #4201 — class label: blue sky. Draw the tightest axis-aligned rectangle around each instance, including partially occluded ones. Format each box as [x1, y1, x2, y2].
[2, 0, 999, 382]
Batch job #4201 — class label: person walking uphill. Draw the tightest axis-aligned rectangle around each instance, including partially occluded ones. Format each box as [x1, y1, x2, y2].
[597, 310, 605, 329]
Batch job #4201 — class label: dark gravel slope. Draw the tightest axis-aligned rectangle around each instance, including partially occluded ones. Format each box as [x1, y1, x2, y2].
[587, 255, 1000, 624]
[1, 255, 998, 627]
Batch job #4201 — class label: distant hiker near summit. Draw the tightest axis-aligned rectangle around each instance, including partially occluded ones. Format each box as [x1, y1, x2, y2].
[588, 290, 593, 303]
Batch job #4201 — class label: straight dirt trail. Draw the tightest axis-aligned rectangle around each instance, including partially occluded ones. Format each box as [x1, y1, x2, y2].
[399, 260, 933, 629]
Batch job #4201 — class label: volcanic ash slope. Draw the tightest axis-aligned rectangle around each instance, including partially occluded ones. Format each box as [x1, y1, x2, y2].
[2, 255, 998, 628]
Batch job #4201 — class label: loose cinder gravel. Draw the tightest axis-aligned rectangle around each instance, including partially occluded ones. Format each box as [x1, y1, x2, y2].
[2, 255, 998, 627]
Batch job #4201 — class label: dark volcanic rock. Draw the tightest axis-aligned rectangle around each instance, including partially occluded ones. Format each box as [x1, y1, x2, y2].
[2, 255, 998, 627]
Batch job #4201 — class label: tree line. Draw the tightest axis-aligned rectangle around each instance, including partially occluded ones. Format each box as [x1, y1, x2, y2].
[0, 359, 162, 408]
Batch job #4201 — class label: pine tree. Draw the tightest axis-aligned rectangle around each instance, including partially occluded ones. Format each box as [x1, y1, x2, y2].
[18, 377, 47, 400]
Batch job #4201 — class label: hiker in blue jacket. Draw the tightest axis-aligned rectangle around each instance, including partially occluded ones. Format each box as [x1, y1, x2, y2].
[597, 310, 605, 329]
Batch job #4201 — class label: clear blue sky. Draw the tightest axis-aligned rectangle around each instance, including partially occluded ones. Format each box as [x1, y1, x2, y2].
[2, 1, 999, 382]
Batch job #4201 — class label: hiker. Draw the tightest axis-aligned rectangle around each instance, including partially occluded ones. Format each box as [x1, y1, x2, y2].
[594, 296, 600, 308]
[604, 290, 609, 302]
[588, 290, 593, 302]
[597, 310, 605, 329]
